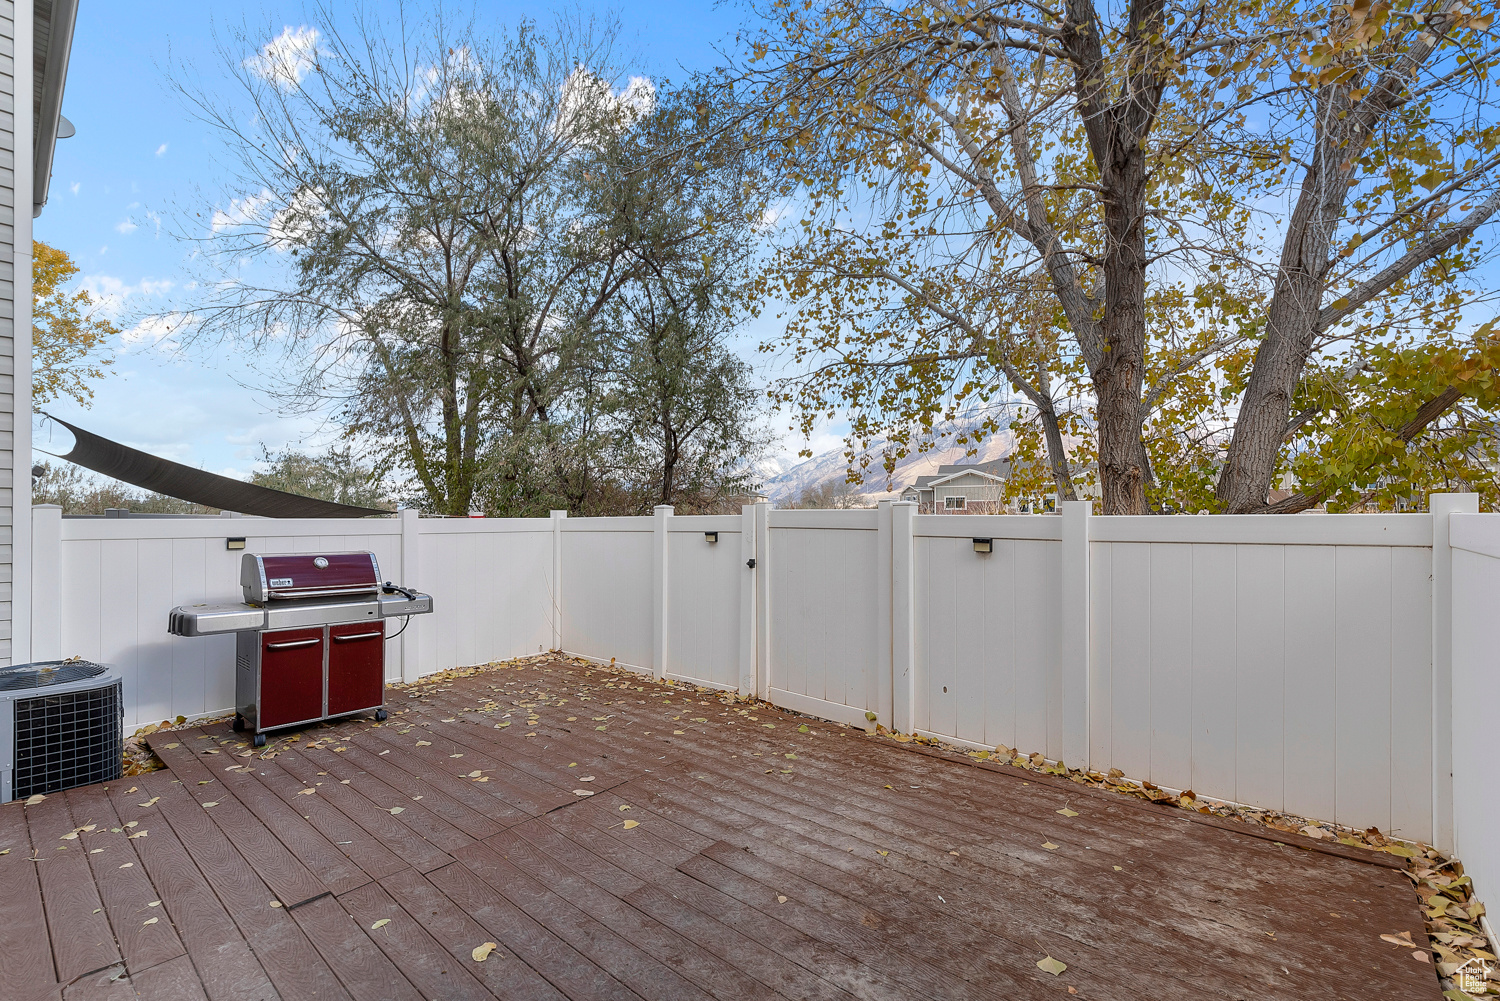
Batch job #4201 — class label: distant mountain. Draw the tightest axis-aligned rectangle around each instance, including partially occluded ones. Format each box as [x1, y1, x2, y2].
[758, 423, 1017, 505]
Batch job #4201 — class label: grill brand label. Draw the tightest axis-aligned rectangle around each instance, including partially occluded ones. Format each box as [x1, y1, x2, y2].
[269, 578, 294, 587]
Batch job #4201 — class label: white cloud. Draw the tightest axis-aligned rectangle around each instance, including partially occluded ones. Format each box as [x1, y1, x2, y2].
[115, 219, 138, 235]
[80, 274, 176, 320]
[267, 186, 326, 249]
[69, 182, 80, 195]
[245, 25, 321, 90]
[556, 69, 656, 141]
[211, 188, 274, 232]
[155, 143, 168, 157]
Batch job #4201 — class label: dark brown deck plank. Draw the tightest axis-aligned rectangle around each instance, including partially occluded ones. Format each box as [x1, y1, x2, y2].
[244, 752, 412, 880]
[424, 852, 643, 1001]
[487, 826, 790, 1001]
[456, 839, 717, 1001]
[126, 954, 212, 1001]
[149, 733, 354, 901]
[64, 783, 187, 975]
[269, 748, 453, 873]
[135, 771, 352, 1001]
[285, 894, 424, 1001]
[0, 799, 60, 995]
[23, 789, 122, 983]
[103, 779, 279, 1001]
[333, 880, 500, 1001]
[378, 865, 570, 1001]
[292, 743, 478, 852]
[60, 965, 132, 1001]
[301, 739, 502, 841]
[511, 817, 858, 1001]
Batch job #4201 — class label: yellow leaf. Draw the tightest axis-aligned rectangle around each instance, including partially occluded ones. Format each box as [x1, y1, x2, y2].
[1042, 842, 1059, 851]
[1056, 808, 1079, 817]
[1113, 865, 1123, 871]
[388, 807, 405, 815]
[24, 794, 46, 806]
[623, 820, 640, 830]
[269, 900, 282, 908]
[573, 789, 594, 797]
[416, 740, 431, 746]
[143, 917, 158, 926]
[139, 798, 160, 808]
[472, 942, 498, 962]
[618, 804, 632, 811]
[776, 895, 788, 903]
[298, 788, 316, 796]
[371, 918, 391, 930]
[202, 801, 219, 809]
[1037, 955, 1067, 976]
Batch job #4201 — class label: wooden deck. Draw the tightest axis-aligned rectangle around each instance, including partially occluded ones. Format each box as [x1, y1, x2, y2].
[0, 657, 1440, 1000]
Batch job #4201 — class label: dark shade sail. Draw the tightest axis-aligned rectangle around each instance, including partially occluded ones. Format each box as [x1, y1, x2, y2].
[40, 415, 389, 519]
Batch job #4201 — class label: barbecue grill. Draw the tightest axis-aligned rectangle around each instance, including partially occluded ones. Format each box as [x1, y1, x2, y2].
[167, 551, 433, 746]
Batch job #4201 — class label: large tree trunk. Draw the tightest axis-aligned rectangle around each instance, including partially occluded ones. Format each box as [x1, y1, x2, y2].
[1093, 124, 1151, 516]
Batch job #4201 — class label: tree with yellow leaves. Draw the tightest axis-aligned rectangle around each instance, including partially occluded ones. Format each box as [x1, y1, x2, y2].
[735, 0, 1500, 513]
[33, 240, 116, 409]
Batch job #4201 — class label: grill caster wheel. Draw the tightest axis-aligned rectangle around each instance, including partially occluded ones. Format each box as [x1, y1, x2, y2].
[252, 733, 266, 748]
[232, 714, 245, 732]
[375, 709, 388, 722]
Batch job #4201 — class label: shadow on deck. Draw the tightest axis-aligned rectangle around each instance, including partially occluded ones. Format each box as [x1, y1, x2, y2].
[0, 657, 1439, 1000]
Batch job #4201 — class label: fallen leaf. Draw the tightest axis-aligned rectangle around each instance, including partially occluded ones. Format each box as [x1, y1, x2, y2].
[449, 753, 464, 758]
[1056, 808, 1079, 818]
[90, 848, 103, 854]
[1380, 932, 1415, 948]
[776, 895, 788, 903]
[467, 770, 482, 778]
[877, 850, 889, 856]
[580, 776, 595, 782]
[148, 901, 160, 907]
[1113, 865, 1123, 871]
[1410, 950, 1429, 963]
[416, 741, 431, 746]
[138, 798, 160, 808]
[24, 794, 46, 806]
[163, 743, 180, 749]
[1042, 842, 1059, 851]
[573, 789, 594, 797]
[298, 788, 316, 796]
[388, 807, 405, 815]
[472, 942, 498, 962]
[623, 820, 640, 830]
[1037, 956, 1067, 976]
[144, 917, 158, 926]
[269, 900, 282, 908]
[618, 804, 632, 811]
[371, 918, 391, 930]
[119, 863, 134, 869]
[798, 724, 810, 733]
[201, 801, 218, 809]
[128, 831, 148, 840]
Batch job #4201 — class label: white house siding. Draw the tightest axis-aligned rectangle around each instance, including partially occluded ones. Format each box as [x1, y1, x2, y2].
[0, 0, 21, 666]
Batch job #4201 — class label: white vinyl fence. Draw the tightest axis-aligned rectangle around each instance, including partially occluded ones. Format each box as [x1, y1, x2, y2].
[27, 496, 1500, 893]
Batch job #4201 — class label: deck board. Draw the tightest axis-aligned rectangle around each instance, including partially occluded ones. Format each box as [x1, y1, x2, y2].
[6, 656, 1442, 1001]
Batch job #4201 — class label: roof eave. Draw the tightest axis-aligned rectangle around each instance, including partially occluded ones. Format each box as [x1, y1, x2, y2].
[33, 0, 80, 218]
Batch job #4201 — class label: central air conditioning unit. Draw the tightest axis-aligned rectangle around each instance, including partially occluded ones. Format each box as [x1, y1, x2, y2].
[0, 660, 123, 802]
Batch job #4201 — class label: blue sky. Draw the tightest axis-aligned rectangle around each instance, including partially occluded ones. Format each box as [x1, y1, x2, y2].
[36, 0, 819, 479]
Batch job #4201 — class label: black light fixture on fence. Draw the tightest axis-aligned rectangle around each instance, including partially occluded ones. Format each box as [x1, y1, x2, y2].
[705, 531, 719, 543]
[972, 538, 993, 554]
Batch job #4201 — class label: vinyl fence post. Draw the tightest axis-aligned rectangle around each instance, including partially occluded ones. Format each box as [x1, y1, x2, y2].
[31, 504, 63, 662]
[876, 500, 894, 729]
[1431, 491, 1477, 854]
[550, 510, 567, 653]
[652, 505, 673, 681]
[738, 504, 757, 696]
[399, 507, 421, 684]
[755, 502, 770, 700]
[1059, 500, 1093, 769]
[891, 501, 917, 735]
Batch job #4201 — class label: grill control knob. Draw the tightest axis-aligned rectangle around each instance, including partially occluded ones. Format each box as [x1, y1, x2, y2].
[313, 557, 330, 569]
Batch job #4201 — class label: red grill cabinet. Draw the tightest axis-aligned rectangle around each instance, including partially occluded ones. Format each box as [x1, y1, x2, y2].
[168, 551, 433, 746]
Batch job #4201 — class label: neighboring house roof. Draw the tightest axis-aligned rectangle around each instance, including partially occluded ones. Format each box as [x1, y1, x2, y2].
[34, 0, 80, 217]
[925, 468, 1006, 489]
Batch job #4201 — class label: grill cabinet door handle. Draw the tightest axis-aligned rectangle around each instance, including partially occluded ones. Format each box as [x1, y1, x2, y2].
[333, 631, 384, 642]
[266, 637, 322, 650]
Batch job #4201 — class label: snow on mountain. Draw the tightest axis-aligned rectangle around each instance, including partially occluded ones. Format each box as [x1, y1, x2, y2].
[758, 423, 1017, 505]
